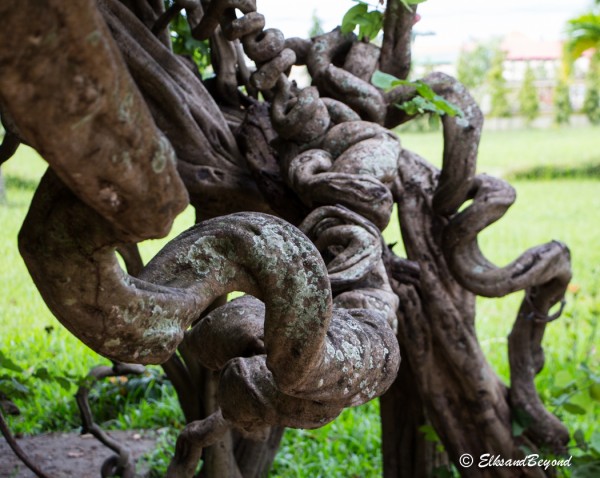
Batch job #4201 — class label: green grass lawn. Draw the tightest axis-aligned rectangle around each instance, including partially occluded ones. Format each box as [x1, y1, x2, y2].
[1, 125, 599, 476]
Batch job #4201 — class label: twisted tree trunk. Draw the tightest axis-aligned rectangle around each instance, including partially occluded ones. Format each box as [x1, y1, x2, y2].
[0, 1, 573, 477]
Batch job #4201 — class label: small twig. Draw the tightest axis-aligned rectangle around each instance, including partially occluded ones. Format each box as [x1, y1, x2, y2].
[75, 362, 146, 478]
[152, 0, 201, 36]
[0, 408, 51, 478]
[524, 293, 566, 323]
[151, 3, 181, 36]
[166, 409, 230, 478]
[116, 243, 144, 277]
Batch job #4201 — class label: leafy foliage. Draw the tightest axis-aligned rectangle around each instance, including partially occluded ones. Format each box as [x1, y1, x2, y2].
[166, 4, 210, 73]
[399, 0, 428, 11]
[507, 163, 600, 181]
[371, 70, 463, 117]
[487, 49, 512, 118]
[0, 350, 74, 402]
[546, 364, 600, 476]
[518, 64, 540, 126]
[341, 1, 383, 42]
[563, 9, 600, 75]
[456, 39, 499, 91]
[583, 51, 600, 125]
[340, 0, 427, 42]
[309, 9, 325, 38]
[554, 79, 573, 125]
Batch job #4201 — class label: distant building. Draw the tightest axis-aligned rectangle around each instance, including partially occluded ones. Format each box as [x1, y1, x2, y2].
[412, 31, 590, 115]
[500, 32, 587, 111]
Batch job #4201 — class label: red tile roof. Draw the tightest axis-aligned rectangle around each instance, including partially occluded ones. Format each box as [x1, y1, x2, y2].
[501, 32, 562, 60]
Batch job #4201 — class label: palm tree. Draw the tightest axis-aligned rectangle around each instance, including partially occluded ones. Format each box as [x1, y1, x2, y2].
[563, 4, 600, 74]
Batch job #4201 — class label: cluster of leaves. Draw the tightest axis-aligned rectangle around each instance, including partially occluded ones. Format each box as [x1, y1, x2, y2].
[0, 350, 74, 403]
[583, 51, 600, 125]
[341, 0, 426, 42]
[518, 64, 540, 126]
[563, 7, 600, 74]
[487, 49, 512, 118]
[418, 425, 460, 477]
[548, 364, 600, 477]
[554, 79, 573, 125]
[456, 39, 500, 91]
[166, 2, 211, 73]
[371, 69, 463, 117]
[508, 163, 600, 181]
[139, 427, 181, 478]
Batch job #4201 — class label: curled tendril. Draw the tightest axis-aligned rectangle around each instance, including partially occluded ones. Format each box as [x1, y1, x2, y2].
[281, 117, 401, 230]
[443, 174, 571, 300]
[305, 29, 386, 123]
[170, 207, 399, 443]
[190, 0, 295, 91]
[271, 75, 330, 142]
[300, 205, 399, 329]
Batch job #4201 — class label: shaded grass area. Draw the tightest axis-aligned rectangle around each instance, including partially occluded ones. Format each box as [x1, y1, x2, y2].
[507, 162, 600, 180]
[1, 125, 599, 476]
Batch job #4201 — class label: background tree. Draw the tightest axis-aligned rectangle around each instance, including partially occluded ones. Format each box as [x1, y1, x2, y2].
[583, 50, 600, 124]
[563, 3, 600, 74]
[554, 78, 573, 124]
[456, 38, 499, 97]
[487, 48, 512, 117]
[0, 1, 574, 477]
[309, 9, 325, 38]
[518, 63, 540, 126]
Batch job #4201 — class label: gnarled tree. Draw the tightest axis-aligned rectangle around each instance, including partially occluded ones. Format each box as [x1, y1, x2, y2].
[0, 1, 572, 477]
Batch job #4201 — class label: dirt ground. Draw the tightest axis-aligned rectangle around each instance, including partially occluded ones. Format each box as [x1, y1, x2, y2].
[0, 430, 158, 477]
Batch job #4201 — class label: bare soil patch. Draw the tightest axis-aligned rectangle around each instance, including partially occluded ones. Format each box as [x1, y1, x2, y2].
[0, 430, 157, 477]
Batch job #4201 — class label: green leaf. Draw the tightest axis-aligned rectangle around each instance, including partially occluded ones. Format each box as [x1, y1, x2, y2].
[414, 81, 436, 100]
[0, 377, 30, 399]
[373, 71, 463, 117]
[581, 363, 600, 384]
[590, 432, 600, 454]
[399, 0, 428, 11]
[563, 402, 587, 415]
[55, 376, 73, 391]
[554, 370, 575, 390]
[418, 424, 441, 443]
[357, 10, 383, 41]
[574, 429, 588, 450]
[0, 351, 23, 373]
[590, 383, 600, 402]
[511, 407, 533, 437]
[33, 367, 52, 381]
[371, 70, 410, 90]
[341, 3, 368, 34]
[572, 461, 600, 478]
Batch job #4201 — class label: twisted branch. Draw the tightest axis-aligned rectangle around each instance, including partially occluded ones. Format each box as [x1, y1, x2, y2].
[0, 408, 50, 478]
[98, 0, 269, 219]
[75, 363, 146, 478]
[380, 0, 418, 80]
[0, 0, 188, 241]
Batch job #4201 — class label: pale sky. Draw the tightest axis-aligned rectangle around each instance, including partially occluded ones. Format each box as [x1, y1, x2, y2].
[258, 0, 592, 44]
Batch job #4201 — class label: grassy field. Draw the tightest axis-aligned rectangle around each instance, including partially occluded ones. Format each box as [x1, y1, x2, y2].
[1, 124, 599, 476]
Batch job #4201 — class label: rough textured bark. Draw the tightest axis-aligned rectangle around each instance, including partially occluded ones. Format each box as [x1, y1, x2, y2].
[0, 0, 188, 242]
[380, 0, 417, 80]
